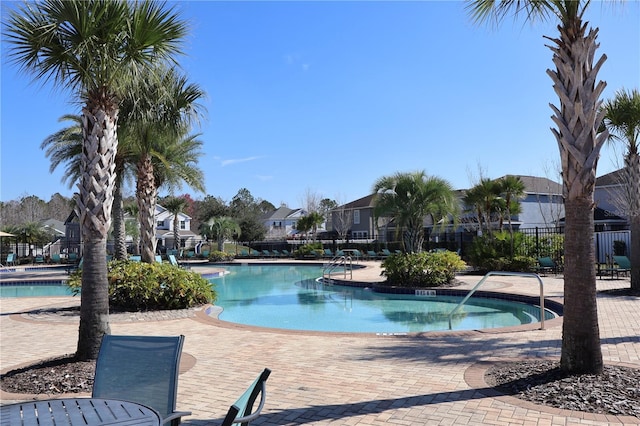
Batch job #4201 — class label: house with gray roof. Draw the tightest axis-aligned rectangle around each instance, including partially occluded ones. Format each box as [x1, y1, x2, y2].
[262, 206, 308, 240]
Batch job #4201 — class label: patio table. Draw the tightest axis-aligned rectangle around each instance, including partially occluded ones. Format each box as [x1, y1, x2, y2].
[0, 398, 161, 426]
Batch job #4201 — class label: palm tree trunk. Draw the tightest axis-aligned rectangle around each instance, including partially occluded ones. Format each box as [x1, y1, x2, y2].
[112, 173, 128, 261]
[136, 154, 158, 263]
[77, 238, 111, 359]
[561, 197, 602, 372]
[76, 95, 116, 360]
[173, 214, 180, 251]
[624, 152, 640, 292]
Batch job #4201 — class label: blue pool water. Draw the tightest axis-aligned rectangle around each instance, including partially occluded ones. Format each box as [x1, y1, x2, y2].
[205, 264, 555, 333]
[0, 282, 72, 298]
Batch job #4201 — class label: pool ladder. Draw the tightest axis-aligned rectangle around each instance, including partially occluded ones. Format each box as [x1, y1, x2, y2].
[447, 271, 546, 330]
[322, 256, 353, 283]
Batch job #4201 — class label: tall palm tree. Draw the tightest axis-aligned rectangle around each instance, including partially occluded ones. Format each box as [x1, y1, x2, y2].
[602, 89, 640, 292]
[119, 67, 206, 263]
[373, 171, 459, 253]
[5, 0, 189, 360]
[163, 196, 188, 252]
[467, 0, 609, 374]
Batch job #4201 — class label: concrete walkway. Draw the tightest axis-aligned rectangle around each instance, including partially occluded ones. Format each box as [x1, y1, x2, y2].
[1, 262, 638, 425]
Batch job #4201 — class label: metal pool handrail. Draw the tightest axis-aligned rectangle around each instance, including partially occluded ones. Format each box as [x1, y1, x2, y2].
[323, 256, 353, 281]
[447, 271, 546, 330]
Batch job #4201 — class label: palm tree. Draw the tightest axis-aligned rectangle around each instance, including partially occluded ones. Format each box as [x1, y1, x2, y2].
[373, 171, 459, 253]
[119, 67, 206, 263]
[467, 0, 609, 374]
[5, 0, 189, 360]
[463, 178, 502, 237]
[163, 197, 188, 252]
[203, 217, 241, 251]
[499, 175, 526, 256]
[602, 88, 640, 292]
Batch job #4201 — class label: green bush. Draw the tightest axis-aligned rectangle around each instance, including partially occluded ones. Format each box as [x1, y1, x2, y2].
[381, 251, 466, 288]
[468, 232, 537, 273]
[294, 243, 322, 257]
[209, 250, 234, 262]
[67, 260, 216, 311]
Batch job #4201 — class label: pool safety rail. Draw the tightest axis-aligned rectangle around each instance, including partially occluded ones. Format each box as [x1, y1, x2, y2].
[322, 256, 353, 282]
[447, 271, 546, 330]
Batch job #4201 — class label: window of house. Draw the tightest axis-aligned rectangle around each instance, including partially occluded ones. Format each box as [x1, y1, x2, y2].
[353, 210, 360, 225]
[180, 221, 186, 230]
[157, 220, 164, 228]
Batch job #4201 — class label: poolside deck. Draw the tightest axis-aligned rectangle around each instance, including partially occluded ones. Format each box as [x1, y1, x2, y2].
[1, 261, 638, 425]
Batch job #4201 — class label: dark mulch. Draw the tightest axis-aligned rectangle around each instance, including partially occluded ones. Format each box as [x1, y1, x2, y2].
[485, 360, 640, 418]
[1, 355, 95, 395]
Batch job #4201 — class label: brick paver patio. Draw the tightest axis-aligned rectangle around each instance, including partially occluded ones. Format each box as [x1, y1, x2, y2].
[1, 262, 638, 425]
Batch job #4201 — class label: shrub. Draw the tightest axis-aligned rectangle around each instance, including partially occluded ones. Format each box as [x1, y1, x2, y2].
[381, 251, 466, 288]
[67, 260, 216, 311]
[468, 232, 537, 273]
[294, 243, 322, 258]
[209, 250, 234, 262]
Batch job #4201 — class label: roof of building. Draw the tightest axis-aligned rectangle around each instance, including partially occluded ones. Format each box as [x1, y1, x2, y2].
[596, 169, 625, 187]
[262, 206, 305, 221]
[340, 193, 377, 209]
[500, 175, 563, 195]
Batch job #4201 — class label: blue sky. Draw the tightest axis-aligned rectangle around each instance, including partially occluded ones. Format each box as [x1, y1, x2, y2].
[2, 1, 639, 209]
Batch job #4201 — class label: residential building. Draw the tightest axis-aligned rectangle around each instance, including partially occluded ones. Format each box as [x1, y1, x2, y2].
[154, 205, 199, 252]
[262, 206, 308, 240]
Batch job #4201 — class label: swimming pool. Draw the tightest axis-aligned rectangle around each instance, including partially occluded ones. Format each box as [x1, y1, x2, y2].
[204, 264, 558, 333]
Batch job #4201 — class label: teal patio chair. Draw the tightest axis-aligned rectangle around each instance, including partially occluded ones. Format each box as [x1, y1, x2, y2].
[535, 257, 557, 275]
[221, 368, 271, 426]
[5, 253, 16, 266]
[613, 255, 631, 277]
[93, 335, 191, 426]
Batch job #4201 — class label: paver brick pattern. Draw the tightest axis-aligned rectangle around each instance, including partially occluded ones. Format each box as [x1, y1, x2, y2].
[1, 263, 638, 425]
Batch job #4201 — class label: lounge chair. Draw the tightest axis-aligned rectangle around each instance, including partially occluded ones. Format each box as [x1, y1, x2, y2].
[129, 255, 142, 262]
[613, 255, 631, 277]
[169, 254, 187, 269]
[93, 335, 191, 426]
[280, 249, 292, 257]
[262, 250, 273, 258]
[155, 255, 163, 263]
[34, 254, 45, 264]
[51, 253, 62, 264]
[535, 257, 557, 275]
[250, 249, 261, 258]
[5, 253, 15, 266]
[380, 249, 393, 258]
[68, 252, 78, 264]
[366, 250, 379, 260]
[322, 249, 334, 259]
[221, 368, 271, 426]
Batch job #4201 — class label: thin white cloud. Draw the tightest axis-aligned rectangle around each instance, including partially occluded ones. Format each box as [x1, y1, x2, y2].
[219, 156, 262, 167]
[255, 175, 273, 181]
